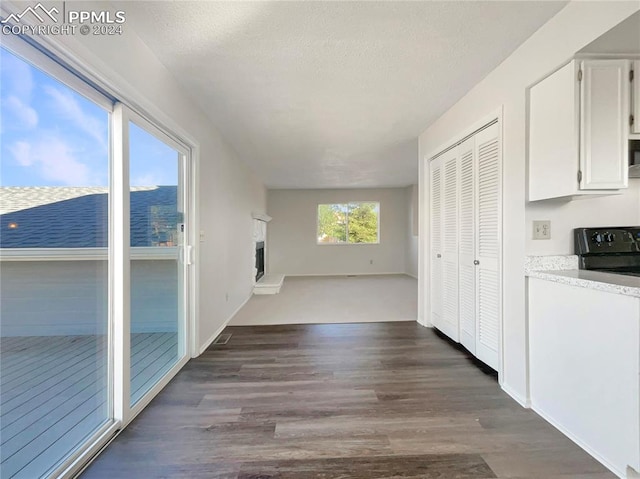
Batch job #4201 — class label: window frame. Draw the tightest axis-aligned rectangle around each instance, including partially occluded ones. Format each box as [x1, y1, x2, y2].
[316, 201, 381, 246]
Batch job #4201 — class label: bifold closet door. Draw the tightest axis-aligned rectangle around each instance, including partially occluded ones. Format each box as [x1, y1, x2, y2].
[458, 137, 476, 354]
[440, 148, 460, 341]
[429, 157, 443, 331]
[474, 123, 501, 370]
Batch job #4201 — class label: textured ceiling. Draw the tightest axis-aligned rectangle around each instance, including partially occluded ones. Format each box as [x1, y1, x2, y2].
[122, 1, 568, 189]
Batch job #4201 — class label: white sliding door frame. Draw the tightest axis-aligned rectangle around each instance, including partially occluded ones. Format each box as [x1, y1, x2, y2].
[0, 34, 121, 479]
[0, 27, 200, 479]
[112, 103, 131, 425]
[116, 104, 193, 425]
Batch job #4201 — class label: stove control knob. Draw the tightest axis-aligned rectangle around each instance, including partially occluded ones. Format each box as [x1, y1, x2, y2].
[603, 232, 615, 243]
[591, 233, 603, 243]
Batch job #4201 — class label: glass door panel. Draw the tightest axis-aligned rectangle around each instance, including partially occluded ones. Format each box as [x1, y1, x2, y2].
[128, 121, 186, 406]
[0, 47, 111, 478]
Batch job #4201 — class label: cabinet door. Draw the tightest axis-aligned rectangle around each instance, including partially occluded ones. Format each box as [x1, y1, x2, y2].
[429, 157, 443, 331]
[441, 148, 460, 342]
[475, 123, 501, 371]
[458, 137, 476, 353]
[580, 60, 629, 189]
[633, 60, 640, 135]
[528, 61, 580, 201]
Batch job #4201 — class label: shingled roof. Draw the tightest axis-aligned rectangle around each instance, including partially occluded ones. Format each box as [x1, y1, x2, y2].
[0, 186, 178, 248]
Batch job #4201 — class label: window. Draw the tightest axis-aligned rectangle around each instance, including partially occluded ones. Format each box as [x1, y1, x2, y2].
[317, 202, 380, 244]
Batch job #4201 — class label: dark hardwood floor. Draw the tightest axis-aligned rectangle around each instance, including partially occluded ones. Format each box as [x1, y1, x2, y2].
[81, 322, 614, 478]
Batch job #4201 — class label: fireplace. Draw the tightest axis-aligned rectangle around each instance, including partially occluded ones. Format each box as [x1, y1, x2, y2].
[255, 241, 265, 282]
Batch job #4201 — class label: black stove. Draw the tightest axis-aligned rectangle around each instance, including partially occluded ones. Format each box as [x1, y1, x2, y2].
[574, 227, 640, 277]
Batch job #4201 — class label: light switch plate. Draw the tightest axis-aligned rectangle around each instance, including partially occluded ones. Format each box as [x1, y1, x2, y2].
[533, 220, 551, 240]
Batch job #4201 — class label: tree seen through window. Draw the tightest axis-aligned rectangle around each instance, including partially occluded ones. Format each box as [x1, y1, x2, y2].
[317, 202, 379, 244]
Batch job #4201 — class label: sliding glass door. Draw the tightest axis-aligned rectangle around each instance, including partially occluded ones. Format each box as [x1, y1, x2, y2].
[0, 46, 113, 479]
[128, 119, 189, 407]
[0, 38, 193, 478]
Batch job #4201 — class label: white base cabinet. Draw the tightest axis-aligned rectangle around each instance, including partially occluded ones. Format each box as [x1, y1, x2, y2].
[529, 278, 640, 477]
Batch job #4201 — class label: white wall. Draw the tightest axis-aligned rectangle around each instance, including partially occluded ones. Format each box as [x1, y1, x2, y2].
[267, 188, 408, 276]
[418, 2, 640, 405]
[405, 185, 419, 278]
[44, 2, 267, 352]
[526, 180, 640, 255]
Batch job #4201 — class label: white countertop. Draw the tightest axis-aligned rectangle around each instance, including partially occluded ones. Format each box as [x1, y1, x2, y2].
[527, 269, 640, 298]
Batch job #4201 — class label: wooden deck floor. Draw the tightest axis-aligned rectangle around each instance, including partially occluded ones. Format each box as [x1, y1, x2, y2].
[0, 332, 177, 479]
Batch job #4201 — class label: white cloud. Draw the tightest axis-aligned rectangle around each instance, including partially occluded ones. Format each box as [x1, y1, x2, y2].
[131, 172, 163, 187]
[9, 141, 33, 166]
[9, 135, 93, 185]
[4, 95, 39, 129]
[43, 86, 106, 148]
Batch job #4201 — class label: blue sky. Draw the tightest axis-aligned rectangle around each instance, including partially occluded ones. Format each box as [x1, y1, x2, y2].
[1, 47, 178, 187]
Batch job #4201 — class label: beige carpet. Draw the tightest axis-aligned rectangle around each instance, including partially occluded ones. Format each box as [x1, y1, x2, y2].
[230, 274, 417, 326]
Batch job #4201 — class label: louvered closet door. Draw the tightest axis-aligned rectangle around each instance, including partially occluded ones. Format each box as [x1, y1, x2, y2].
[440, 148, 459, 342]
[429, 157, 443, 331]
[474, 123, 501, 370]
[457, 137, 476, 354]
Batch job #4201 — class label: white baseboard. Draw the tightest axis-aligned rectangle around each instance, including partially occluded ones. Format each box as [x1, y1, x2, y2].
[198, 294, 252, 355]
[417, 318, 432, 328]
[532, 403, 624, 478]
[501, 383, 531, 408]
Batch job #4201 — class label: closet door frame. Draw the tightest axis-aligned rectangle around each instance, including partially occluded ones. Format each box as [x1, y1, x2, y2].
[423, 109, 503, 378]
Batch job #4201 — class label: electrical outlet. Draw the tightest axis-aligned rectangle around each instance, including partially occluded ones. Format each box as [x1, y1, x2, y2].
[533, 220, 551, 240]
[225, 293, 229, 302]
[199, 230, 205, 242]
[370, 259, 374, 265]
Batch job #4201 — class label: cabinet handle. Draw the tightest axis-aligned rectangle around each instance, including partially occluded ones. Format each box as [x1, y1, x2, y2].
[473, 260, 480, 265]
[436, 254, 442, 258]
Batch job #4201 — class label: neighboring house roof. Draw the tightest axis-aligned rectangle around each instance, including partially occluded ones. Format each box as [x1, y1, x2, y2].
[0, 186, 178, 248]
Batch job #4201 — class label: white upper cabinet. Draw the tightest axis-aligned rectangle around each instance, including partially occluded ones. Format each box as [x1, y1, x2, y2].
[529, 59, 629, 201]
[633, 60, 640, 136]
[529, 61, 580, 201]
